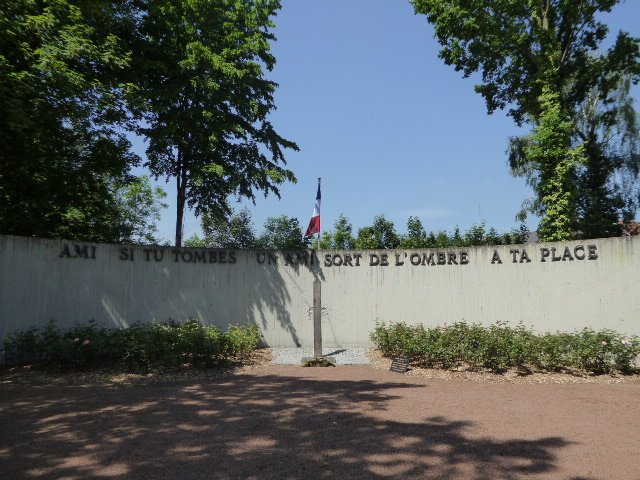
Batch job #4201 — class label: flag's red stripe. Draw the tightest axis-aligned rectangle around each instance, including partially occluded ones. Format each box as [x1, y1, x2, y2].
[305, 215, 320, 236]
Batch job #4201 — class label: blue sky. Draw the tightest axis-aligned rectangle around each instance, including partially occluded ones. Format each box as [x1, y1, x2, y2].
[134, 0, 640, 243]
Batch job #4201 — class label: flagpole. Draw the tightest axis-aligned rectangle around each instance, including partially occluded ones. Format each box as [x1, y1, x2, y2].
[317, 178, 321, 250]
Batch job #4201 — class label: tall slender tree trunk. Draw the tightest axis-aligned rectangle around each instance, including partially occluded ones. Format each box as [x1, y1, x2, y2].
[175, 149, 187, 247]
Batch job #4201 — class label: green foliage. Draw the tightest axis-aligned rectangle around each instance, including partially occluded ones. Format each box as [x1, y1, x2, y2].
[332, 214, 357, 249]
[190, 210, 314, 250]
[318, 231, 334, 250]
[193, 214, 527, 250]
[405, 221, 528, 248]
[355, 214, 400, 249]
[135, 0, 298, 246]
[199, 208, 257, 249]
[510, 86, 604, 242]
[0, 0, 141, 242]
[430, 231, 451, 248]
[525, 87, 584, 241]
[115, 176, 168, 244]
[371, 322, 640, 375]
[399, 216, 429, 248]
[227, 324, 262, 360]
[257, 215, 310, 250]
[302, 357, 336, 367]
[1, 0, 299, 246]
[511, 79, 640, 240]
[573, 77, 639, 237]
[3, 320, 262, 373]
[340, 215, 529, 250]
[351, 215, 528, 250]
[411, 0, 640, 124]
[316, 214, 356, 250]
[184, 234, 207, 248]
[413, 0, 640, 240]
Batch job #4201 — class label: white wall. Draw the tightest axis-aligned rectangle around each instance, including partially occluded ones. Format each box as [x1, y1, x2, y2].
[1, 235, 639, 348]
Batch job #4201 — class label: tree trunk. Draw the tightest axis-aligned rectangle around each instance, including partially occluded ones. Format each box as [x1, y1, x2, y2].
[175, 149, 187, 247]
[175, 187, 185, 247]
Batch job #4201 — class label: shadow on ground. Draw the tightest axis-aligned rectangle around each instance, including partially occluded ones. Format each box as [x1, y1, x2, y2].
[0, 373, 573, 479]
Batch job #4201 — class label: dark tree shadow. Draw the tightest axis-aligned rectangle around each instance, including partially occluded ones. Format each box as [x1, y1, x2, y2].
[238, 250, 325, 348]
[0, 373, 577, 480]
[91, 248, 325, 349]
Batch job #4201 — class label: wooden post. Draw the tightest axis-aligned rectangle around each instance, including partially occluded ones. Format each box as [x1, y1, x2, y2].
[313, 278, 322, 358]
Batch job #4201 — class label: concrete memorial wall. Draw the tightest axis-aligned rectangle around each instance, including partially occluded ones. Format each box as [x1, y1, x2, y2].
[1, 234, 639, 348]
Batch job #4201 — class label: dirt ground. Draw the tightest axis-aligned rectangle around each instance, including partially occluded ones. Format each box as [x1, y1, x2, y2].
[1, 364, 640, 480]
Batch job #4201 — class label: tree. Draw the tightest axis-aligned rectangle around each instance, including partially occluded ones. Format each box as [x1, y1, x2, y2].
[424, 229, 450, 247]
[184, 234, 207, 248]
[200, 207, 257, 249]
[115, 176, 168, 244]
[0, 0, 140, 242]
[355, 215, 400, 249]
[461, 221, 529, 246]
[524, 86, 584, 241]
[464, 223, 488, 246]
[314, 214, 356, 250]
[510, 77, 640, 238]
[399, 216, 429, 248]
[573, 76, 639, 237]
[258, 216, 309, 250]
[317, 231, 334, 250]
[412, 0, 639, 124]
[136, 0, 298, 247]
[332, 214, 356, 249]
[450, 227, 465, 247]
[412, 0, 640, 239]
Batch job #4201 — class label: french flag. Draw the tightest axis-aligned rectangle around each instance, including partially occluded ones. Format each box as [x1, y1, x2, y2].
[305, 178, 321, 237]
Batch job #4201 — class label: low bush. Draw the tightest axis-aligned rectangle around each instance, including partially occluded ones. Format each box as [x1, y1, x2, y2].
[370, 322, 640, 375]
[3, 319, 262, 373]
[302, 357, 336, 367]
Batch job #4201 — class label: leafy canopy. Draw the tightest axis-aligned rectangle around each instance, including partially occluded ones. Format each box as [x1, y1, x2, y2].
[412, 0, 640, 239]
[0, 0, 142, 242]
[199, 208, 257, 249]
[187, 210, 309, 250]
[257, 215, 310, 250]
[115, 176, 168, 245]
[136, 0, 298, 246]
[355, 215, 400, 250]
[412, 0, 640, 124]
[318, 214, 356, 250]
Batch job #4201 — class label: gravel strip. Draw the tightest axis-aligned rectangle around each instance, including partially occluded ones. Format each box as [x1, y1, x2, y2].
[270, 347, 371, 365]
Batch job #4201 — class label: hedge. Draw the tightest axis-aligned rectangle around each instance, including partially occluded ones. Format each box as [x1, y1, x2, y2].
[3, 319, 262, 373]
[371, 322, 640, 374]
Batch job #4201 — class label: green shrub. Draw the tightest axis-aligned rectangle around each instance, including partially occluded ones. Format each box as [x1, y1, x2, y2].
[371, 322, 640, 375]
[302, 357, 336, 367]
[226, 323, 261, 359]
[3, 319, 263, 373]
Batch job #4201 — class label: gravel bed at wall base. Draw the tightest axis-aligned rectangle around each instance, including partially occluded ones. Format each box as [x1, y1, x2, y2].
[270, 347, 371, 365]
